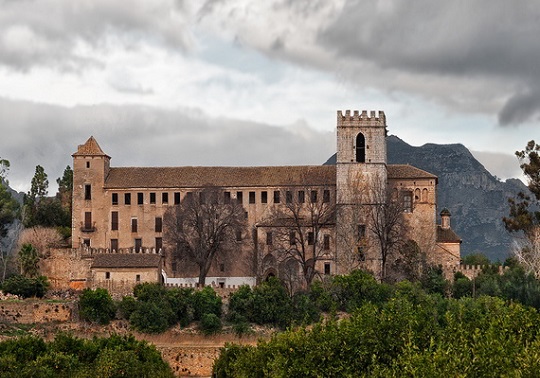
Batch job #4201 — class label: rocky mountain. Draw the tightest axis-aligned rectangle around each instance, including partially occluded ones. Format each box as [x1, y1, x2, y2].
[324, 136, 527, 261]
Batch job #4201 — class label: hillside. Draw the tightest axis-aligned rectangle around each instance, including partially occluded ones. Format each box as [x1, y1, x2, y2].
[324, 136, 526, 261]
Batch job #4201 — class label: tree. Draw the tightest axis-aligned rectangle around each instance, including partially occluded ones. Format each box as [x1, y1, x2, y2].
[262, 181, 336, 289]
[56, 165, 73, 212]
[23, 165, 49, 227]
[0, 158, 20, 282]
[78, 288, 116, 325]
[18, 243, 39, 278]
[163, 186, 247, 286]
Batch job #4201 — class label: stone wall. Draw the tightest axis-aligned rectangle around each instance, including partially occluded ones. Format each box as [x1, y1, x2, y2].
[0, 300, 75, 323]
[158, 346, 221, 377]
[40, 248, 92, 290]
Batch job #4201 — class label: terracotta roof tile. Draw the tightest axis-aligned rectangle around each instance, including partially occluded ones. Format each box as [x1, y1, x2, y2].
[91, 254, 161, 269]
[387, 165, 438, 180]
[437, 226, 461, 243]
[104, 166, 337, 189]
[72, 136, 110, 158]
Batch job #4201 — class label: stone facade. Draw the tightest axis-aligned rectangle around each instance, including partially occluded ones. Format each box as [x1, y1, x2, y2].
[69, 110, 461, 289]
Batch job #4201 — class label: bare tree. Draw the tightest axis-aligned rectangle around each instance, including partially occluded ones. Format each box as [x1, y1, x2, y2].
[512, 226, 540, 278]
[163, 187, 247, 286]
[262, 183, 335, 289]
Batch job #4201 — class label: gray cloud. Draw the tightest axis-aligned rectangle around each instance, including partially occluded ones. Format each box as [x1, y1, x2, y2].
[0, 97, 334, 193]
[470, 150, 522, 181]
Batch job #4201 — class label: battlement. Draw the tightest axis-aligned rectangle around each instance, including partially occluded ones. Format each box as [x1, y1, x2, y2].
[455, 264, 508, 280]
[337, 110, 386, 126]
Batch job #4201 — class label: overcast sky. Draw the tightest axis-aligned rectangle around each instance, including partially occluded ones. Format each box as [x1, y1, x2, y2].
[0, 0, 537, 193]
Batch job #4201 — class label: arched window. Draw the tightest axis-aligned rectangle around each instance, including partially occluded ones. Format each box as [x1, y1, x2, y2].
[356, 133, 366, 163]
[422, 188, 428, 202]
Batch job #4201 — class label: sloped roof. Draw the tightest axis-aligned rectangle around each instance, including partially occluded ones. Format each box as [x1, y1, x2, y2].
[387, 164, 438, 181]
[436, 226, 461, 243]
[104, 165, 337, 189]
[72, 136, 110, 158]
[91, 254, 161, 269]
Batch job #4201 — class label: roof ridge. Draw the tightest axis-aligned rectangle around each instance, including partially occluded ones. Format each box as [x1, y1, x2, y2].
[72, 136, 110, 158]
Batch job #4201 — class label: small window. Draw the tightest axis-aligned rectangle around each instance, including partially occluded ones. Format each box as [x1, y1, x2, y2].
[84, 212, 92, 230]
[356, 133, 366, 163]
[150, 192, 156, 204]
[155, 237, 162, 251]
[236, 229, 242, 241]
[249, 191, 256, 204]
[135, 238, 142, 252]
[110, 239, 118, 252]
[137, 192, 144, 205]
[86, 161, 90, 169]
[136, 274, 141, 282]
[266, 231, 273, 246]
[162, 192, 169, 204]
[273, 191, 280, 204]
[125, 193, 131, 205]
[224, 191, 231, 204]
[111, 211, 118, 231]
[84, 184, 91, 200]
[289, 231, 296, 245]
[323, 190, 331, 203]
[261, 191, 268, 204]
[131, 218, 138, 233]
[310, 190, 318, 203]
[155, 217, 163, 233]
[237, 191, 243, 204]
[244, 211, 248, 219]
[174, 192, 181, 205]
[324, 235, 330, 250]
[357, 247, 366, 261]
[286, 191, 292, 203]
[324, 262, 331, 275]
[105, 272, 110, 279]
[83, 239, 90, 247]
[298, 190, 305, 203]
[357, 225, 366, 240]
[112, 193, 118, 205]
[308, 232, 314, 245]
[403, 191, 413, 213]
[220, 264, 225, 272]
[172, 262, 177, 272]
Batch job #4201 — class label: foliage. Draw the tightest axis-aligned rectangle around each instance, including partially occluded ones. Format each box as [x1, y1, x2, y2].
[462, 252, 491, 266]
[17, 243, 39, 278]
[200, 313, 222, 335]
[78, 288, 116, 325]
[330, 269, 393, 311]
[1, 275, 49, 298]
[0, 333, 174, 377]
[130, 301, 173, 334]
[0, 182, 19, 240]
[56, 165, 73, 215]
[192, 286, 222, 320]
[117, 295, 138, 320]
[420, 265, 448, 295]
[18, 227, 64, 259]
[250, 277, 293, 328]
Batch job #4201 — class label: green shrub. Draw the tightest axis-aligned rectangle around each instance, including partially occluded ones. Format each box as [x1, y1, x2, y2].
[78, 288, 116, 325]
[1, 275, 49, 298]
[250, 277, 292, 328]
[130, 301, 172, 334]
[192, 286, 222, 320]
[117, 295, 139, 320]
[166, 288, 195, 326]
[200, 313, 222, 335]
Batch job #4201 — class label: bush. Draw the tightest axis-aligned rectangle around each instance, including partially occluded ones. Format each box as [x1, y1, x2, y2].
[117, 296, 139, 320]
[200, 313, 222, 335]
[166, 288, 195, 326]
[1, 275, 49, 298]
[250, 277, 292, 328]
[78, 288, 116, 325]
[130, 301, 173, 334]
[192, 286, 222, 320]
[227, 285, 254, 322]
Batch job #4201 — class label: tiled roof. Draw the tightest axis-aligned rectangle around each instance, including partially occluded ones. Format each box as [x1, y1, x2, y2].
[387, 165, 438, 180]
[102, 164, 436, 189]
[105, 165, 337, 189]
[91, 253, 161, 269]
[72, 136, 110, 158]
[437, 226, 461, 243]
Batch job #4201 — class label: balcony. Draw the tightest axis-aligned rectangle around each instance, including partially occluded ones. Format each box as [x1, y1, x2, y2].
[80, 222, 96, 233]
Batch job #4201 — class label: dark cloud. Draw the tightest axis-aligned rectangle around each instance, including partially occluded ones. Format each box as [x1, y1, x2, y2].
[0, 97, 334, 193]
[470, 150, 522, 181]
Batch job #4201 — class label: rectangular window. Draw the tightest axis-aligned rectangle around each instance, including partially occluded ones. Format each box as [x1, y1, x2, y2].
[236, 229, 242, 241]
[324, 262, 331, 275]
[357, 247, 366, 261]
[261, 191, 268, 204]
[174, 192, 181, 205]
[125, 193, 131, 205]
[403, 191, 413, 213]
[155, 237, 163, 252]
[289, 231, 296, 245]
[136, 274, 141, 282]
[155, 217, 162, 233]
[84, 184, 91, 200]
[308, 231, 314, 245]
[131, 218, 138, 233]
[286, 191, 292, 203]
[224, 191, 231, 204]
[110, 239, 118, 252]
[86, 161, 90, 169]
[112, 193, 118, 205]
[310, 190, 318, 203]
[357, 225, 366, 240]
[273, 191, 280, 204]
[83, 239, 90, 247]
[266, 231, 273, 246]
[323, 190, 331, 203]
[150, 192, 156, 204]
[135, 238, 142, 252]
[137, 192, 144, 205]
[172, 262, 177, 272]
[105, 272, 110, 279]
[249, 191, 256, 204]
[162, 192, 169, 204]
[84, 212, 92, 230]
[324, 235, 330, 250]
[111, 211, 118, 231]
[298, 190, 305, 203]
[220, 263, 225, 272]
[236, 191, 243, 204]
